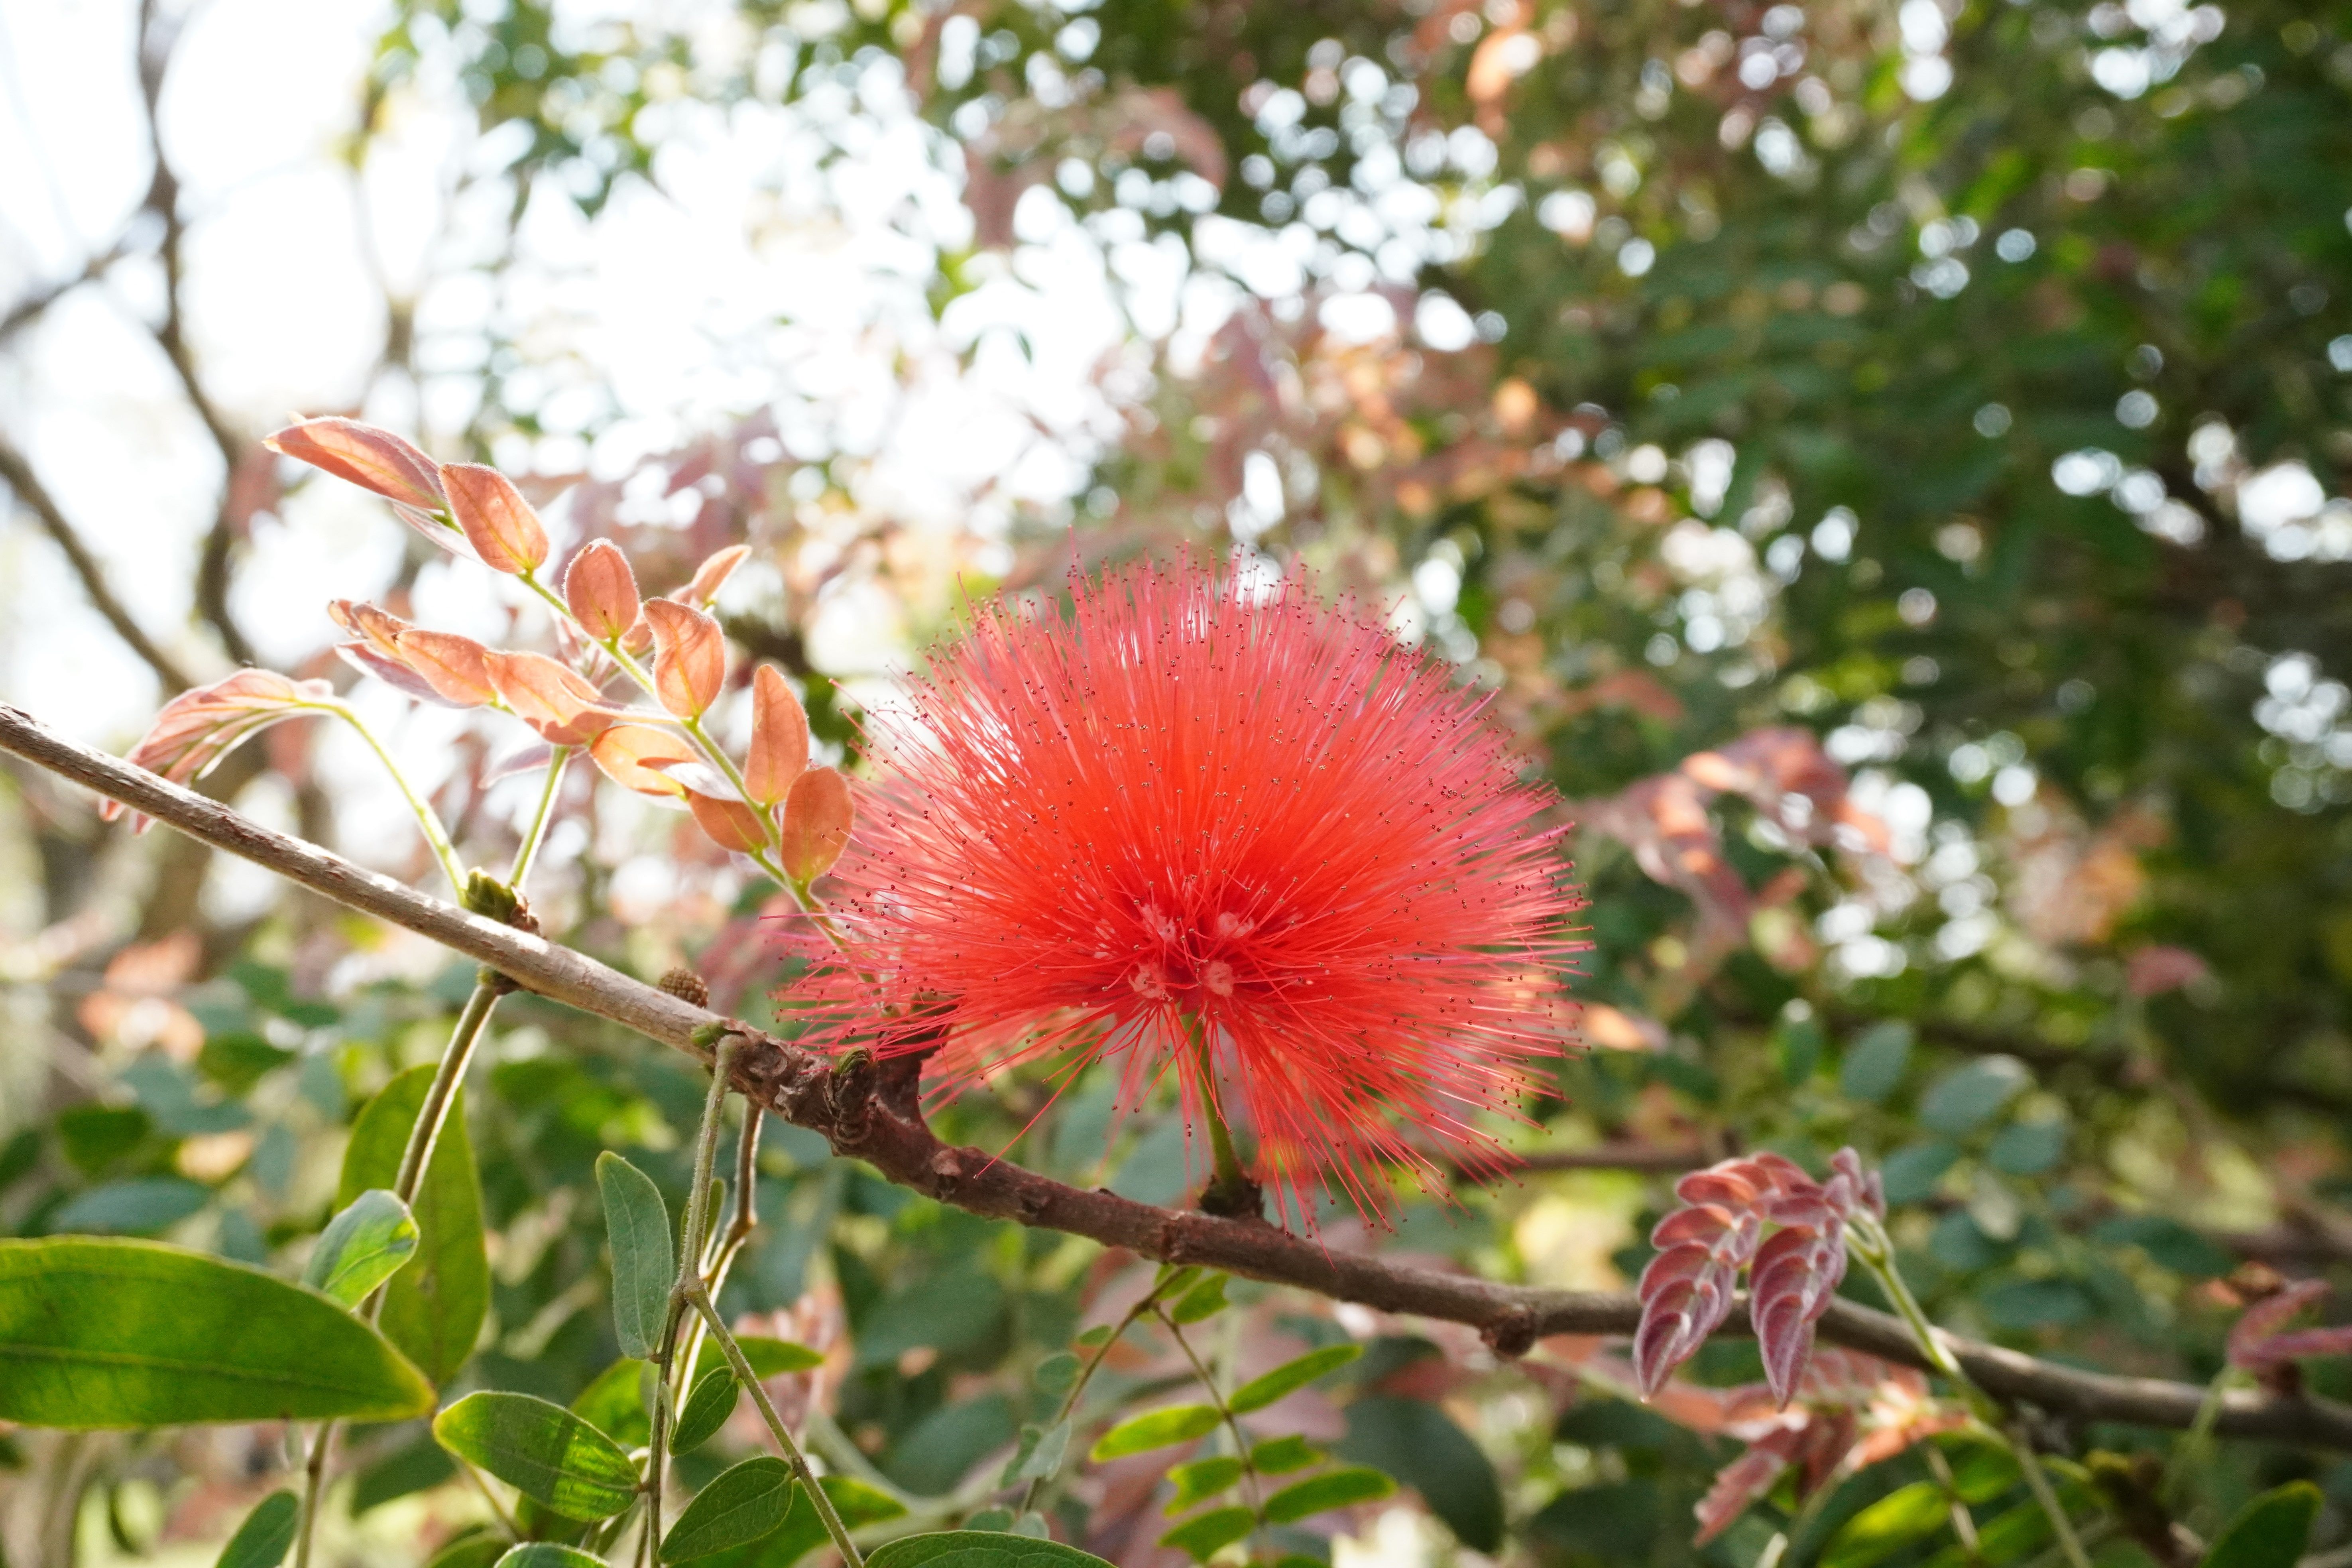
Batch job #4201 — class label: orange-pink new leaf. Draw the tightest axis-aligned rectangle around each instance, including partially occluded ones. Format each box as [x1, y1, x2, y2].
[643, 599, 727, 719]
[484, 651, 621, 746]
[564, 539, 641, 641]
[102, 670, 334, 832]
[441, 464, 551, 574]
[264, 418, 444, 511]
[687, 789, 772, 854]
[779, 766, 852, 882]
[679, 543, 751, 608]
[744, 665, 810, 808]
[391, 630, 498, 708]
[588, 723, 696, 798]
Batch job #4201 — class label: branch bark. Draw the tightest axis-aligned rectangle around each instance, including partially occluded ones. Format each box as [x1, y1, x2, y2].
[4, 698, 2349, 1452]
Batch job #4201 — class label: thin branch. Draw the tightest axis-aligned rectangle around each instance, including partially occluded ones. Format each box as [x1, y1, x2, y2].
[0, 436, 195, 692]
[133, 0, 253, 668]
[6, 698, 2352, 1452]
[0, 242, 128, 345]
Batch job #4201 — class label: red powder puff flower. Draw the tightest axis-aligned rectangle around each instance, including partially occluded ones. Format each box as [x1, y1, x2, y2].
[790, 559, 1583, 1223]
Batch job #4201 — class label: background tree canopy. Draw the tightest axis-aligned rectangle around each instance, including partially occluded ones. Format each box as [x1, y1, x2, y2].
[0, 0, 2349, 1563]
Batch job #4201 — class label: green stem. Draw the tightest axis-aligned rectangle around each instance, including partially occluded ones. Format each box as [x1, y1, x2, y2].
[1017, 1273, 1189, 1517]
[646, 1037, 741, 1552]
[1186, 1018, 1255, 1214]
[509, 745, 570, 883]
[294, 976, 504, 1568]
[322, 700, 466, 891]
[1156, 1308, 1264, 1526]
[1851, 1220, 2091, 1568]
[687, 1285, 867, 1568]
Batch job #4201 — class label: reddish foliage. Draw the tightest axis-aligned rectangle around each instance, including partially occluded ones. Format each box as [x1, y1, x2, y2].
[102, 670, 333, 832]
[789, 559, 1583, 1221]
[2228, 1279, 2352, 1370]
[1636, 1149, 1881, 1407]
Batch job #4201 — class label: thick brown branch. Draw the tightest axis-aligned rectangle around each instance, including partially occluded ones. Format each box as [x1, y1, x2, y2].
[4, 698, 2350, 1452]
[0, 439, 195, 693]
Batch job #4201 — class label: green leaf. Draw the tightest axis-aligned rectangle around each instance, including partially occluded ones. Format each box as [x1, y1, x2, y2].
[1919, 1056, 2030, 1135]
[432, 1390, 639, 1521]
[303, 1190, 419, 1309]
[1263, 1466, 1396, 1524]
[674, 1362, 739, 1453]
[1033, 1352, 1080, 1396]
[0, 1237, 433, 1427]
[216, 1491, 299, 1568]
[1227, 1342, 1363, 1414]
[662, 1456, 798, 1561]
[495, 1550, 609, 1568]
[999, 1419, 1071, 1486]
[700, 1478, 909, 1568]
[1089, 1403, 1222, 1460]
[1158, 1506, 1256, 1562]
[572, 1356, 654, 1450]
[50, 1177, 210, 1236]
[425, 1538, 507, 1568]
[1249, 1434, 1322, 1475]
[1164, 1455, 1245, 1512]
[2200, 1481, 2323, 1568]
[865, 1532, 1115, 1568]
[1168, 1273, 1229, 1324]
[733, 1336, 825, 1376]
[340, 1066, 490, 1386]
[1822, 1481, 1951, 1568]
[596, 1152, 675, 1361]
[1839, 1022, 1914, 1103]
[1073, 1325, 1113, 1351]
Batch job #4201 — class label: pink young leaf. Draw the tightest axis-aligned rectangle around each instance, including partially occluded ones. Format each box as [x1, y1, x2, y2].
[1694, 1439, 1800, 1544]
[2228, 1279, 2340, 1369]
[1635, 1201, 1761, 1395]
[334, 642, 459, 707]
[265, 417, 444, 511]
[100, 670, 334, 832]
[1750, 1220, 1851, 1406]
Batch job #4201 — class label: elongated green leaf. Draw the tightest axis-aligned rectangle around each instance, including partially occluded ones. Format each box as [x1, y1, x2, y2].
[1227, 1343, 1363, 1414]
[997, 1418, 1072, 1489]
[700, 1476, 909, 1568]
[662, 1456, 798, 1561]
[1159, 1506, 1256, 1562]
[674, 1362, 740, 1453]
[866, 1532, 1117, 1568]
[340, 1066, 489, 1385]
[1089, 1403, 1222, 1460]
[1249, 1435, 1322, 1475]
[596, 1152, 675, 1360]
[1163, 1456, 1244, 1513]
[1823, 1481, 1951, 1568]
[433, 1390, 638, 1521]
[2201, 1482, 2322, 1568]
[495, 1549, 608, 1568]
[303, 1190, 419, 1308]
[1168, 1273, 1228, 1324]
[0, 1237, 433, 1428]
[572, 1355, 655, 1450]
[216, 1491, 299, 1568]
[1033, 1352, 1080, 1396]
[1263, 1466, 1395, 1523]
[734, 1336, 826, 1375]
[425, 1538, 506, 1568]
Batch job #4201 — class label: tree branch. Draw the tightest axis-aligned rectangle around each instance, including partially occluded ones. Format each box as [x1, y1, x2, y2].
[0, 438, 195, 693]
[134, 0, 253, 669]
[4, 698, 2350, 1452]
